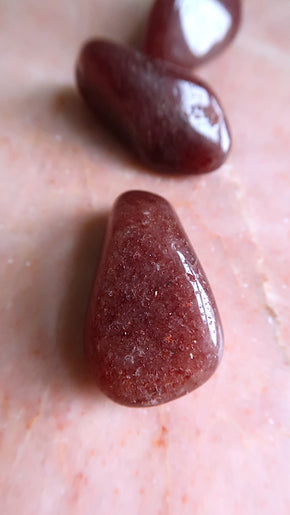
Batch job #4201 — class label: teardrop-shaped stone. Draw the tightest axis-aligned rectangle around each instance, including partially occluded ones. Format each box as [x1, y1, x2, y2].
[85, 191, 223, 407]
[143, 0, 241, 69]
[76, 39, 231, 175]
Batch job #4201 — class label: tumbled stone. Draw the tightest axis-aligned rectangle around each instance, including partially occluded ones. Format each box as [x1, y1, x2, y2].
[76, 39, 231, 175]
[85, 191, 224, 407]
[143, 0, 242, 69]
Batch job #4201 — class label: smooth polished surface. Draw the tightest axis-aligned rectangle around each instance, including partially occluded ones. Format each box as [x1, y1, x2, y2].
[1, 0, 290, 513]
[77, 39, 231, 175]
[144, 0, 241, 68]
[85, 191, 223, 406]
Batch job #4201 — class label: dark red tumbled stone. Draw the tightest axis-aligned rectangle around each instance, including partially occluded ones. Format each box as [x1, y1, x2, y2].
[143, 0, 241, 69]
[85, 191, 223, 407]
[76, 39, 231, 175]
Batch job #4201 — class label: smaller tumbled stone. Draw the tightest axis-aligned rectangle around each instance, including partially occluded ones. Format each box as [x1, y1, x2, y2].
[76, 39, 231, 175]
[143, 0, 241, 69]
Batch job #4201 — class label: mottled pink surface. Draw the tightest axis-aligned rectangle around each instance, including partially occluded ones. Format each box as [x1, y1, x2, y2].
[0, 0, 289, 514]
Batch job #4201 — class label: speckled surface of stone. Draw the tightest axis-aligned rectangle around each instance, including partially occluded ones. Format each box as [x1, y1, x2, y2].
[85, 191, 223, 406]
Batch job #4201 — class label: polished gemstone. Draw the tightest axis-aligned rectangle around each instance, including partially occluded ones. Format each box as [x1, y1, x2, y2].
[76, 39, 231, 175]
[85, 191, 224, 407]
[143, 0, 241, 68]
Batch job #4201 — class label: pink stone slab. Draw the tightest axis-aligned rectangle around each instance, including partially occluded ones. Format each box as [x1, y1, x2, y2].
[0, 0, 289, 513]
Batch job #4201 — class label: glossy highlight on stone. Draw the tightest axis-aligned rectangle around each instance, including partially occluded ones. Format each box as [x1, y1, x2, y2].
[85, 191, 223, 407]
[76, 39, 231, 175]
[143, 0, 241, 69]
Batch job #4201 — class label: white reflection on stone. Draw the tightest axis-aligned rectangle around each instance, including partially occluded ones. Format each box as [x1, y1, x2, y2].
[177, 0, 231, 56]
[176, 250, 218, 347]
[179, 82, 230, 152]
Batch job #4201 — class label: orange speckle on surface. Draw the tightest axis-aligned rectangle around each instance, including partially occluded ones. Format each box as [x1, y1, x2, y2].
[76, 472, 88, 485]
[140, 487, 144, 495]
[182, 494, 188, 504]
[26, 412, 39, 430]
[1, 394, 9, 415]
[54, 92, 67, 112]
[114, 487, 119, 496]
[154, 424, 169, 448]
